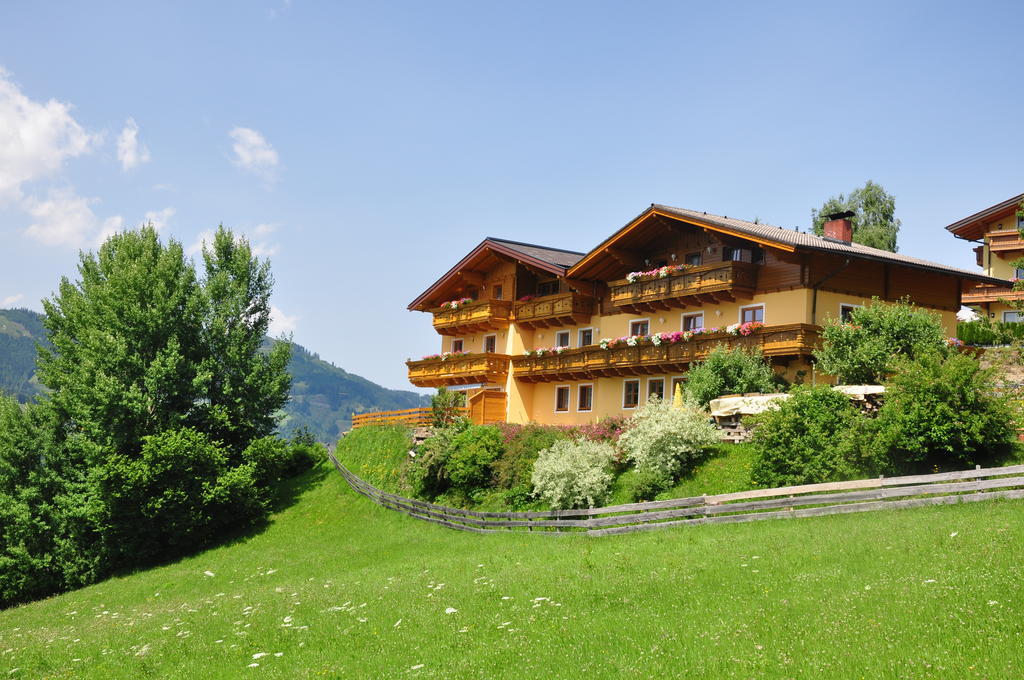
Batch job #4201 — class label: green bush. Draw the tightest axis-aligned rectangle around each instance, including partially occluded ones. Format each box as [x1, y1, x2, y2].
[814, 298, 949, 384]
[957, 319, 1024, 346]
[242, 436, 293, 486]
[492, 425, 568, 493]
[531, 439, 616, 510]
[446, 425, 505, 490]
[409, 420, 468, 499]
[870, 352, 1016, 472]
[431, 387, 467, 427]
[618, 398, 720, 480]
[685, 345, 781, 407]
[750, 386, 867, 487]
[97, 428, 268, 566]
[625, 467, 674, 502]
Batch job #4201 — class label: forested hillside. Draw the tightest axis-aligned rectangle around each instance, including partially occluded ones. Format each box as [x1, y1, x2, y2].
[0, 308, 427, 442]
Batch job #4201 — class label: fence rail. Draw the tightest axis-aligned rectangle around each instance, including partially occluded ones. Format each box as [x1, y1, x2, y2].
[351, 407, 469, 430]
[327, 451, 1024, 536]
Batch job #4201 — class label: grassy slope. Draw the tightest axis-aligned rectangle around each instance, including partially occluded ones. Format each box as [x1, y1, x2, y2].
[2, 460, 1022, 678]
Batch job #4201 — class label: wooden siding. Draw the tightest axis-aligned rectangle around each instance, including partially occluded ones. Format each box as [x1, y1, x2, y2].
[407, 353, 511, 388]
[468, 390, 506, 424]
[962, 285, 1024, 305]
[512, 324, 819, 383]
[987, 229, 1024, 254]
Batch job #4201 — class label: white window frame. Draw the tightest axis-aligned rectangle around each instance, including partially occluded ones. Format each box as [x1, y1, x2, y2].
[647, 377, 665, 403]
[451, 338, 465, 353]
[839, 303, 862, 322]
[554, 330, 571, 348]
[554, 385, 571, 413]
[738, 304, 765, 324]
[629, 318, 651, 337]
[482, 334, 497, 353]
[1003, 311, 1024, 323]
[622, 379, 640, 410]
[681, 312, 704, 331]
[578, 327, 594, 348]
[576, 383, 594, 412]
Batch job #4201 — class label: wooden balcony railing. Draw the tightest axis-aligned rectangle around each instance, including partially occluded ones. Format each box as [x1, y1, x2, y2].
[608, 261, 757, 313]
[962, 284, 1024, 305]
[512, 324, 820, 383]
[987, 229, 1024, 254]
[432, 300, 512, 336]
[513, 292, 594, 329]
[407, 353, 511, 388]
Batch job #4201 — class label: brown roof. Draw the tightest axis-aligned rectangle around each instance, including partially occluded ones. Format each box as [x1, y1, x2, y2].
[945, 193, 1024, 241]
[567, 204, 1007, 286]
[407, 237, 583, 311]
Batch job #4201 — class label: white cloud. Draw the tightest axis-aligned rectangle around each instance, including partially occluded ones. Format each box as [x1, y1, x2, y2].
[116, 117, 150, 171]
[254, 223, 275, 236]
[229, 127, 279, 181]
[1, 293, 24, 307]
[143, 206, 175, 232]
[248, 223, 280, 257]
[0, 68, 97, 205]
[187, 229, 216, 256]
[268, 305, 297, 336]
[22, 188, 122, 248]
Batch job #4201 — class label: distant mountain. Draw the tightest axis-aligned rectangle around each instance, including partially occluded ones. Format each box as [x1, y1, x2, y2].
[0, 308, 428, 443]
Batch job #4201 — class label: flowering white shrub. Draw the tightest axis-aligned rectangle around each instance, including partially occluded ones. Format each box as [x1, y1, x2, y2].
[531, 439, 616, 509]
[618, 397, 719, 479]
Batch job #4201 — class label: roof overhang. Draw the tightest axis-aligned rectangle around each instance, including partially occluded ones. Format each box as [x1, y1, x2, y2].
[407, 239, 570, 311]
[567, 207, 796, 281]
[945, 193, 1024, 241]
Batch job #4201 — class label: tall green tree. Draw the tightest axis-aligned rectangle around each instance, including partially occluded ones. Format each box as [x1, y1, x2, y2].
[811, 180, 901, 252]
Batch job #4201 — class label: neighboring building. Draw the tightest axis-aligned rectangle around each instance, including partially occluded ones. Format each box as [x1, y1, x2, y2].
[408, 204, 1003, 425]
[946, 193, 1024, 321]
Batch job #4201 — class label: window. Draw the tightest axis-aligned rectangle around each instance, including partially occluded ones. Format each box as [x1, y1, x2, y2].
[451, 338, 464, 353]
[1015, 268, 1024, 279]
[623, 380, 640, 409]
[537, 280, 559, 297]
[723, 246, 743, 262]
[493, 285, 502, 300]
[647, 378, 665, 402]
[751, 247, 765, 264]
[555, 386, 570, 412]
[483, 334, 496, 353]
[682, 313, 704, 331]
[577, 384, 593, 412]
[1004, 311, 1024, 323]
[555, 330, 570, 347]
[578, 328, 594, 347]
[840, 304, 859, 322]
[629, 319, 649, 337]
[740, 305, 764, 324]
[685, 252, 702, 266]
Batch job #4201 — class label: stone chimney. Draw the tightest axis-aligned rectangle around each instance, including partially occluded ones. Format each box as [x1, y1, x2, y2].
[823, 211, 855, 243]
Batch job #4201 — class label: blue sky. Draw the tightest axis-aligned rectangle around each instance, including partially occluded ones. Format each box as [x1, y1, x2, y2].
[1, 1, 1022, 391]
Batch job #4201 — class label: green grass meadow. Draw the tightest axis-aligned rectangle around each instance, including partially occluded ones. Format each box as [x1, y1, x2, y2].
[2, 448, 1023, 679]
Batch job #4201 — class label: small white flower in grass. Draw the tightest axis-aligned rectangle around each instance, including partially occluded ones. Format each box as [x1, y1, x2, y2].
[444, 607, 458, 614]
[393, 619, 402, 627]
[214, 640, 224, 644]
[247, 663, 259, 668]
[950, 531, 958, 538]
[501, 596, 512, 600]
[282, 616, 292, 624]
[864, 585, 872, 590]
[274, 652, 283, 657]
[988, 600, 999, 606]
[923, 579, 936, 584]
[204, 571, 215, 577]
[411, 664, 425, 670]
[252, 652, 268, 659]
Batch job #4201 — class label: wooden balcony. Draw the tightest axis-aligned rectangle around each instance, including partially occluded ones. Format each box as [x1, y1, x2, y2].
[962, 284, 1024, 305]
[608, 261, 757, 313]
[432, 300, 512, 336]
[512, 324, 820, 383]
[513, 292, 594, 329]
[987, 229, 1024, 255]
[407, 353, 511, 388]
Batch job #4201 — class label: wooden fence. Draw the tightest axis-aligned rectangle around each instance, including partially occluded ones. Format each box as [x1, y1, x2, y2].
[350, 407, 469, 430]
[328, 451, 1024, 536]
